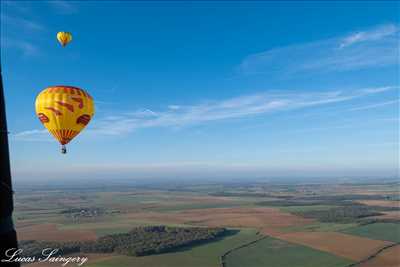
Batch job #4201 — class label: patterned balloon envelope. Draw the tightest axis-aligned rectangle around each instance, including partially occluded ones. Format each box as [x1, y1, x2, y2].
[57, 32, 72, 47]
[35, 85, 95, 153]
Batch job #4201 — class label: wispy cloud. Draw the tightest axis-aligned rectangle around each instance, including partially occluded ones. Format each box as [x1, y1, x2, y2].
[11, 129, 50, 142]
[1, 37, 39, 56]
[339, 24, 398, 48]
[1, 12, 44, 56]
[81, 86, 400, 135]
[13, 86, 397, 141]
[0, 14, 44, 31]
[1, 1, 32, 14]
[239, 24, 399, 75]
[48, 0, 77, 14]
[348, 99, 399, 111]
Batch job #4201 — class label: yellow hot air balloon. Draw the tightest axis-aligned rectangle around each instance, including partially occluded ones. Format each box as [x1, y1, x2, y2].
[57, 31, 72, 47]
[35, 86, 95, 153]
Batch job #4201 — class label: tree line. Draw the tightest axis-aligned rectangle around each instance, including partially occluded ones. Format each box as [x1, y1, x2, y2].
[19, 226, 228, 258]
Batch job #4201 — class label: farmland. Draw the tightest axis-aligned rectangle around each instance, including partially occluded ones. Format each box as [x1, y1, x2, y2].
[357, 245, 400, 267]
[84, 229, 260, 267]
[341, 223, 400, 243]
[13, 179, 400, 267]
[225, 237, 352, 267]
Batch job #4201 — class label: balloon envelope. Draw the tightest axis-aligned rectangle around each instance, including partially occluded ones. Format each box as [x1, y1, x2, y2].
[57, 32, 72, 47]
[35, 86, 94, 147]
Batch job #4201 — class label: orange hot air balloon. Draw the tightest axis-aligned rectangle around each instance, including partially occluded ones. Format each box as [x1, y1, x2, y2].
[57, 31, 72, 47]
[35, 86, 95, 153]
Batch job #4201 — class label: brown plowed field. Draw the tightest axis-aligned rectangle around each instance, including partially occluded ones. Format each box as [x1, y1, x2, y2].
[17, 223, 97, 242]
[174, 196, 234, 203]
[269, 231, 393, 261]
[358, 245, 400, 267]
[356, 200, 400, 208]
[122, 207, 314, 229]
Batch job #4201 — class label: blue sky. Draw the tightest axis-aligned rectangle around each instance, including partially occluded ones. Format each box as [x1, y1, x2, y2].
[1, 1, 399, 182]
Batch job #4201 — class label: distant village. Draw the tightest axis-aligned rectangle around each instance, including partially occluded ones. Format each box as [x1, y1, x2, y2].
[61, 207, 120, 220]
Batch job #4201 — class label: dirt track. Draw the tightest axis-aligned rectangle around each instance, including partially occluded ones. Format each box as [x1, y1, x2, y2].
[355, 244, 400, 267]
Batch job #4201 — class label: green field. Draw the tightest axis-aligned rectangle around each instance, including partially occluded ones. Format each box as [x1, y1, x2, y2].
[342, 223, 400, 243]
[85, 229, 259, 267]
[225, 237, 353, 267]
[283, 222, 357, 232]
[279, 205, 337, 213]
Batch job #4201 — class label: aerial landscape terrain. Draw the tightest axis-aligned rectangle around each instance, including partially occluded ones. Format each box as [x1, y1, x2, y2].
[14, 178, 400, 267]
[1, 2, 398, 266]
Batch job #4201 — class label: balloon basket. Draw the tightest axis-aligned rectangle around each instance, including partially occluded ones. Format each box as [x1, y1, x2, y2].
[61, 145, 67, 154]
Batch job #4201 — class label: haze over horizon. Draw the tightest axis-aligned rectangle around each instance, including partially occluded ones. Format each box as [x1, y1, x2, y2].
[1, 1, 399, 181]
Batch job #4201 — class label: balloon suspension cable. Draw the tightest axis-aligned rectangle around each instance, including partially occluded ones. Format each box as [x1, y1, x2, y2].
[61, 145, 67, 154]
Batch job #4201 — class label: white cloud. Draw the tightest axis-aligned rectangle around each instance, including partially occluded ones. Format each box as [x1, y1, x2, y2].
[1, 37, 39, 56]
[348, 100, 399, 111]
[1, 1, 32, 14]
[82, 86, 399, 134]
[1, 12, 44, 56]
[339, 24, 398, 48]
[0, 14, 44, 31]
[47, 0, 77, 14]
[12, 85, 398, 141]
[11, 129, 50, 142]
[239, 24, 399, 75]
